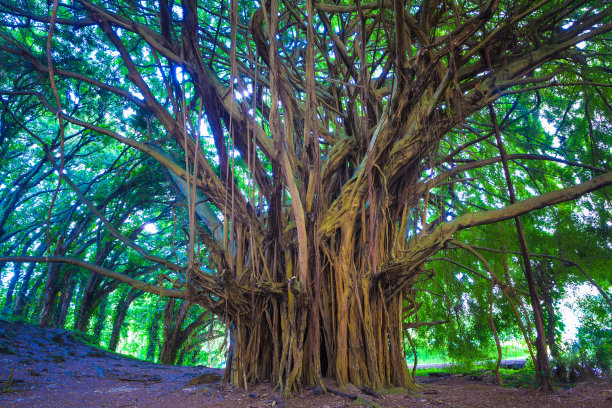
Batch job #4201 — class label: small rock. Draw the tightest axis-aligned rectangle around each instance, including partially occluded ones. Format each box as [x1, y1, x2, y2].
[268, 393, 286, 407]
[185, 372, 222, 386]
[312, 386, 324, 395]
[319, 405, 331, 408]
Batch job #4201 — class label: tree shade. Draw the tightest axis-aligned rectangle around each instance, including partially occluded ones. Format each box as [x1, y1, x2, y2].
[0, 0, 611, 393]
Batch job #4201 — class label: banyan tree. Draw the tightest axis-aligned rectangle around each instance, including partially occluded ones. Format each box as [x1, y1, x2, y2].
[1, 0, 611, 393]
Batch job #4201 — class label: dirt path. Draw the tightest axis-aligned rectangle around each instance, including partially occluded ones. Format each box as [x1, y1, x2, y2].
[1, 319, 611, 408]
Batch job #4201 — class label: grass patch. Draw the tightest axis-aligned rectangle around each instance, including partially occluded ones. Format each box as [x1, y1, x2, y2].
[407, 343, 529, 366]
[413, 360, 541, 389]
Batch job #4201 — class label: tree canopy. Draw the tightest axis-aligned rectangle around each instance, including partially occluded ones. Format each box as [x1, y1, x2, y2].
[0, 0, 611, 393]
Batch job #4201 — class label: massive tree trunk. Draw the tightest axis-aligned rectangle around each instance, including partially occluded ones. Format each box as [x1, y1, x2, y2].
[1, 0, 610, 394]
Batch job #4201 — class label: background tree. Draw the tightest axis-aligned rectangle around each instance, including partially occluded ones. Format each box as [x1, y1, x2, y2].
[0, 0, 610, 393]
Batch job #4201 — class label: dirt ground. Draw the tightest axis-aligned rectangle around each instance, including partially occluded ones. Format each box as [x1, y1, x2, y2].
[1, 319, 611, 408]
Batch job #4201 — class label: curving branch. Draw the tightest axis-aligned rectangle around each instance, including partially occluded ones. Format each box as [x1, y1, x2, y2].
[0, 256, 186, 299]
[469, 245, 612, 311]
[383, 172, 612, 287]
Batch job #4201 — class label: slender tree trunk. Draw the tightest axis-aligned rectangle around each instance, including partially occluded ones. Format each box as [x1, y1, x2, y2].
[31, 274, 47, 321]
[3, 261, 23, 311]
[146, 309, 161, 361]
[535, 263, 559, 359]
[109, 288, 140, 351]
[108, 295, 128, 351]
[159, 299, 207, 365]
[14, 268, 44, 318]
[13, 243, 47, 317]
[39, 263, 62, 327]
[3, 234, 40, 311]
[159, 299, 187, 365]
[177, 347, 186, 366]
[489, 104, 552, 391]
[93, 295, 108, 341]
[75, 272, 100, 332]
[55, 271, 76, 328]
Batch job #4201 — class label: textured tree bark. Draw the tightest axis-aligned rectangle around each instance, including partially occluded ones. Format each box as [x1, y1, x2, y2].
[146, 308, 162, 361]
[159, 299, 209, 365]
[159, 299, 189, 365]
[93, 295, 108, 340]
[1, 0, 610, 394]
[536, 263, 559, 360]
[38, 263, 62, 328]
[489, 104, 552, 392]
[74, 272, 100, 332]
[14, 269, 44, 318]
[3, 261, 23, 311]
[55, 270, 76, 328]
[222, 251, 417, 391]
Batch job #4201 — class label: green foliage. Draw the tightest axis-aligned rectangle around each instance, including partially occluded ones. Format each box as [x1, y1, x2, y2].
[498, 362, 537, 389]
[553, 294, 612, 383]
[0, 0, 610, 387]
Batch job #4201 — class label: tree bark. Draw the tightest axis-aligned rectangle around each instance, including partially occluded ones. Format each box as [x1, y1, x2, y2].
[55, 270, 76, 328]
[93, 295, 108, 341]
[489, 104, 552, 392]
[12, 243, 47, 317]
[1, 0, 610, 393]
[535, 262, 559, 360]
[75, 272, 101, 332]
[146, 308, 162, 361]
[38, 263, 62, 328]
[159, 298, 189, 365]
[2, 261, 23, 312]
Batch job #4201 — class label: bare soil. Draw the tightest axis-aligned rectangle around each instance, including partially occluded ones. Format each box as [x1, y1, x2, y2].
[1, 319, 610, 408]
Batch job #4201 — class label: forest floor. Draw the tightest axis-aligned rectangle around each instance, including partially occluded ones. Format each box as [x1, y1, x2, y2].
[0, 319, 611, 408]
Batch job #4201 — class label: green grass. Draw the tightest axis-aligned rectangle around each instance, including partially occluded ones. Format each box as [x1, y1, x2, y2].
[406, 343, 529, 366]
[411, 360, 550, 390]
